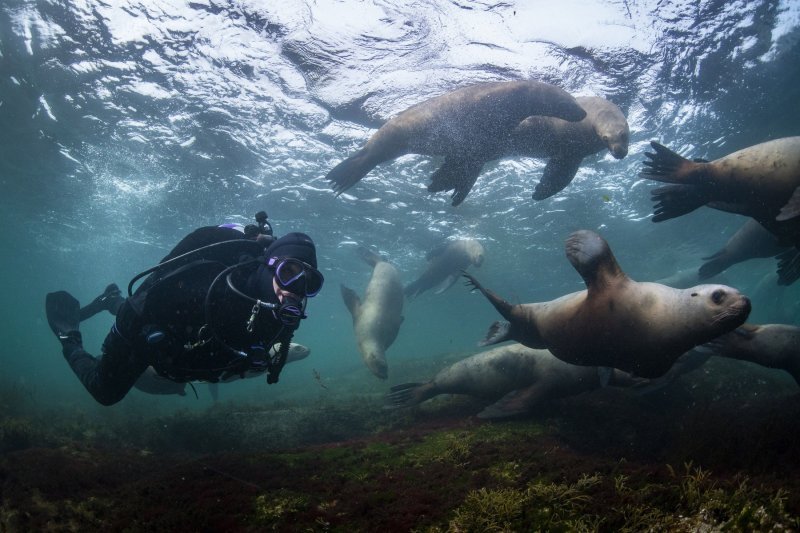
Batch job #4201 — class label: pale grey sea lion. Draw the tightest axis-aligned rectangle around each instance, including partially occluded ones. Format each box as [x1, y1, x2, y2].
[405, 238, 484, 298]
[642, 137, 800, 284]
[704, 323, 800, 386]
[385, 343, 642, 419]
[326, 80, 586, 206]
[699, 219, 786, 280]
[341, 247, 405, 380]
[464, 230, 752, 378]
[133, 343, 311, 397]
[428, 96, 629, 201]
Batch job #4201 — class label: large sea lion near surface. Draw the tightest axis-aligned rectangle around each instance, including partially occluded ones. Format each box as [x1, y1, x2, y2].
[341, 247, 404, 380]
[385, 343, 642, 419]
[641, 137, 800, 284]
[326, 80, 587, 206]
[463, 230, 752, 378]
[405, 238, 485, 298]
[428, 96, 629, 201]
[698, 218, 786, 280]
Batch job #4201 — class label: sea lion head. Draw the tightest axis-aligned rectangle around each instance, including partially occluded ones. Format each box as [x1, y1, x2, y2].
[578, 96, 630, 159]
[465, 239, 486, 267]
[687, 284, 752, 336]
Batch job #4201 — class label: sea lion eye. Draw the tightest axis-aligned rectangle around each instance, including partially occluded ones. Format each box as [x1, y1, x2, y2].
[711, 289, 725, 304]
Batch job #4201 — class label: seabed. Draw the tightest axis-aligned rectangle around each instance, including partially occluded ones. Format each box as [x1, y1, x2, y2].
[2, 355, 799, 532]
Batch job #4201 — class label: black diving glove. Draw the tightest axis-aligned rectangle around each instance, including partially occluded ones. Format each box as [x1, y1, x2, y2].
[45, 291, 81, 340]
[79, 283, 125, 320]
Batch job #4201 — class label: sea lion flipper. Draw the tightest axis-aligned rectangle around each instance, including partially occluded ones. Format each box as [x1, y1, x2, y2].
[427, 158, 463, 193]
[564, 230, 623, 290]
[651, 185, 709, 222]
[479, 321, 512, 346]
[639, 141, 695, 183]
[698, 252, 728, 280]
[776, 185, 800, 221]
[384, 382, 425, 409]
[776, 249, 800, 285]
[357, 246, 384, 267]
[340, 284, 362, 317]
[478, 388, 534, 419]
[326, 148, 378, 196]
[532, 156, 583, 201]
[434, 274, 459, 294]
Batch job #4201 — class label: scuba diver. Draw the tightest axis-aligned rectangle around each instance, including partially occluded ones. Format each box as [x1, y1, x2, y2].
[44, 213, 323, 406]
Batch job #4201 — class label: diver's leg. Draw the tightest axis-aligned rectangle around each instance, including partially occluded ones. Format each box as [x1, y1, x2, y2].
[61, 303, 148, 406]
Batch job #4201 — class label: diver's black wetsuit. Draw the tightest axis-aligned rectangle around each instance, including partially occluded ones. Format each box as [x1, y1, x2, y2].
[61, 226, 293, 405]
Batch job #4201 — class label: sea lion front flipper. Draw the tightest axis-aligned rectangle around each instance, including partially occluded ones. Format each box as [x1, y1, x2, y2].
[776, 186, 800, 221]
[340, 284, 362, 318]
[564, 230, 624, 292]
[427, 157, 486, 206]
[776, 248, 800, 285]
[698, 249, 729, 279]
[532, 155, 583, 201]
[478, 387, 537, 419]
[651, 185, 710, 222]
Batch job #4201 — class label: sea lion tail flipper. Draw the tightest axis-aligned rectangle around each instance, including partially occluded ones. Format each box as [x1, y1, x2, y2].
[326, 149, 377, 196]
[532, 156, 582, 201]
[384, 382, 426, 409]
[433, 273, 459, 294]
[776, 249, 800, 286]
[651, 185, 708, 222]
[776, 186, 800, 221]
[340, 284, 362, 317]
[640, 140, 695, 183]
[479, 321, 512, 346]
[356, 246, 384, 267]
[698, 251, 729, 280]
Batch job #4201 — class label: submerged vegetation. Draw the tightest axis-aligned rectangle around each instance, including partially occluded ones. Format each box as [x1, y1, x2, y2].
[1, 358, 800, 531]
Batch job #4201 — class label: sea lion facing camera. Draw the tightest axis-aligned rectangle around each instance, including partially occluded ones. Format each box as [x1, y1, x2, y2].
[464, 230, 752, 378]
[326, 80, 586, 206]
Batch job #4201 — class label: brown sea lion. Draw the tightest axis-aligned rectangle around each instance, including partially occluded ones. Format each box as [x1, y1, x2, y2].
[463, 230, 752, 378]
[699, 219, 787, 280]
[326, 80, 586, 206]
[385, 343, 641, 419]
[428, 96, 629, 201]
[341, 247, 405, 379]
[704, 323, 800, 386]
[405, 238, 484, 298]
[641, 137, 800, 284]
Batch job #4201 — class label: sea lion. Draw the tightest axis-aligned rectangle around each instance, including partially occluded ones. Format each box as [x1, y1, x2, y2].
[385, 343, 642, 419]
[428, 96, 629, 201]
[641, 137, 800, 284]
[463, 230, 752, 378]
[341, 247, 405, 379]
[698, 219, 786, 280]
[405, 238, 485, 298]
[326, 80, 587, 206]
[703, 323, 800, 385]
[132, 343, 312, 396]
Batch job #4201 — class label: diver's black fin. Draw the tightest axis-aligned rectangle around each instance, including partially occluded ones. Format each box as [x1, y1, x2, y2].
[46, 291, 80, 337]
